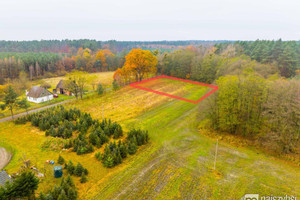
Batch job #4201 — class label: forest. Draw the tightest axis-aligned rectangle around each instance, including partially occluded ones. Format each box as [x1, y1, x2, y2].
[0, 48, 126, 84]
[216, 39, 300, 78]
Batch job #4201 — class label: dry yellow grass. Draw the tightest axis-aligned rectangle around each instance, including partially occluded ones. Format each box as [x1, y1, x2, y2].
[65, 79, 196, 123]
[36, 71, 115, 90]
[0, 78, 199, 198]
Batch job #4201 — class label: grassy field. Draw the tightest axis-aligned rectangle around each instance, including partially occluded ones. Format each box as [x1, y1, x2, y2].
[135, 77, 210, 101]
[38, 71, 115, 90]
[0, 75, 299, 199]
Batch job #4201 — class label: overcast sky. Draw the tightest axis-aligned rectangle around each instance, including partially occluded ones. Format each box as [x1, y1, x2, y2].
[0, 0, 300, 41]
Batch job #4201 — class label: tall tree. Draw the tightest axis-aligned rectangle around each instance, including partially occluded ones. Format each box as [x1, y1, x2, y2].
[65, 71, 88, 99]
[18, 98, 30, 114]
[1, 85, 19, 119]
[123, 49, 157, 81]
[0, 171, 39, 199]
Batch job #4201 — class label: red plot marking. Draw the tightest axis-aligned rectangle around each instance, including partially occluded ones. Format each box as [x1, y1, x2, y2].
[130, 75, 218, 104]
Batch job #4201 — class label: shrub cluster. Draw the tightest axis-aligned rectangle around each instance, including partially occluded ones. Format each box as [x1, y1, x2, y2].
[95, 129, 149, 168]
[64, 161, 88, 177]
[38, 175, 77, 200]
[15, 106, 124, 155]
[15, 106, 81, 139]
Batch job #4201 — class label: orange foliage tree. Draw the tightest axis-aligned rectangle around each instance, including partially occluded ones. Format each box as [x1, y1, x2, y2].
[116, 49, 157, 82]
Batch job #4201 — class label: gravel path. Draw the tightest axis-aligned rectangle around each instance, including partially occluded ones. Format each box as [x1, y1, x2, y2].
[0, 148, 11, 170]
[0, 99, 73, 123]
[0, 87, 113, 123]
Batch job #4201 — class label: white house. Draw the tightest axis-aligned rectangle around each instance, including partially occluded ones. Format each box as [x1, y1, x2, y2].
[26, 86, 53, 103]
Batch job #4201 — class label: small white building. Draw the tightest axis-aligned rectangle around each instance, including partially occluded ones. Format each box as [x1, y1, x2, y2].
[26, 86, 53, 103]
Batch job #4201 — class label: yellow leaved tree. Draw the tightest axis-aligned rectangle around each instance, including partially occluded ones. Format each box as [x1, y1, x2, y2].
[114, 49, 157, 84]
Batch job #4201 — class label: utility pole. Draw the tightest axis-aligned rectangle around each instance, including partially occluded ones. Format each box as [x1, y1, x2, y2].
[213, 139, 218, 170]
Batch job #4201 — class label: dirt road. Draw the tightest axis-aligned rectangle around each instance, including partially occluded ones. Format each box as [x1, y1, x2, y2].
[0, 87, 113, 123]
[0, 148, 11, 170]
[0, 99, 73, 123]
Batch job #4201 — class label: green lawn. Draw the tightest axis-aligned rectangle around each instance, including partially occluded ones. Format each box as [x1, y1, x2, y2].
[85, 87, 300, 199]
[0, 77, 299, 199]
[136, 78, 210, 101]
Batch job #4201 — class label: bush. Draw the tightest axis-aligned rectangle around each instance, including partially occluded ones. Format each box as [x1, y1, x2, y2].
[57, 155, 65, 165]
[127, 141, 137, 155]
[97, 84, 104, 95]
[80, 173, 88, 183]
[112, 79, 119, 90]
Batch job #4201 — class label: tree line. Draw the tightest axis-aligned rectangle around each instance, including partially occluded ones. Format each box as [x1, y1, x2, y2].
[114, 45, 281, 86]
[0, 48, 127, 84]
[0, 40, 230, 53]
[216, 39, 300, 78]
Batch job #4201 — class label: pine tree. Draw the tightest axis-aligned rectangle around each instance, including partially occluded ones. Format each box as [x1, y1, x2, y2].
[65, 175, 75, 187]
[1, 85, 19, 119]
[104, 126, 110, 136]
[80, 173, 88, 183]
[18, 98, 31, 115]
[112, 79, 119, 90]
[89, 132, 98, 146]
[12, 171, 40, 199]
[127, 141, 137, 155]
[66, 161, 75, 175]
[97, 84, 104, 95]
[119, 143, 128, 158]
[57, 190, 68, 200]
[57, 155, 65, 165]
[67, 187, 77, 200]
[104, 156, 114, 168]
[74, 163, 84, 177]
[37, 192, 47, 200]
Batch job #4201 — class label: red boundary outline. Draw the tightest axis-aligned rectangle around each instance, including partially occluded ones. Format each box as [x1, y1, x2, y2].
[130, 75, 218, 104]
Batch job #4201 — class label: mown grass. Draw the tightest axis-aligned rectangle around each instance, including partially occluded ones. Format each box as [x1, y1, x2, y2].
[83, 86, 299, 199]
[136, 78, 209, 101]
[38, 71, 115, 90]
[0, 76, 299, 199]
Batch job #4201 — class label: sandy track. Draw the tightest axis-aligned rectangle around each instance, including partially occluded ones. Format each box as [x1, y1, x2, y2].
[0, 147, 11, 170]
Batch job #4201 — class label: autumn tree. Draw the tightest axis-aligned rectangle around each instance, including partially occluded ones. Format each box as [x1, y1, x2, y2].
[122, 49, 157, 81]
[204, 72, 268, 136]
[12, 71, 31, 95]
[94, 50, 107, 71]
[262, 79, 300, 153]
[65, 71, 88, 99]
[88, 74, 98, 90]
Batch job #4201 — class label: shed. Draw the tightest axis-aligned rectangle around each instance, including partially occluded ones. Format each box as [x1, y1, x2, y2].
[55, 80, 72, 96]
[53, 166, 63, 178]
[0, 170, 12, 187]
